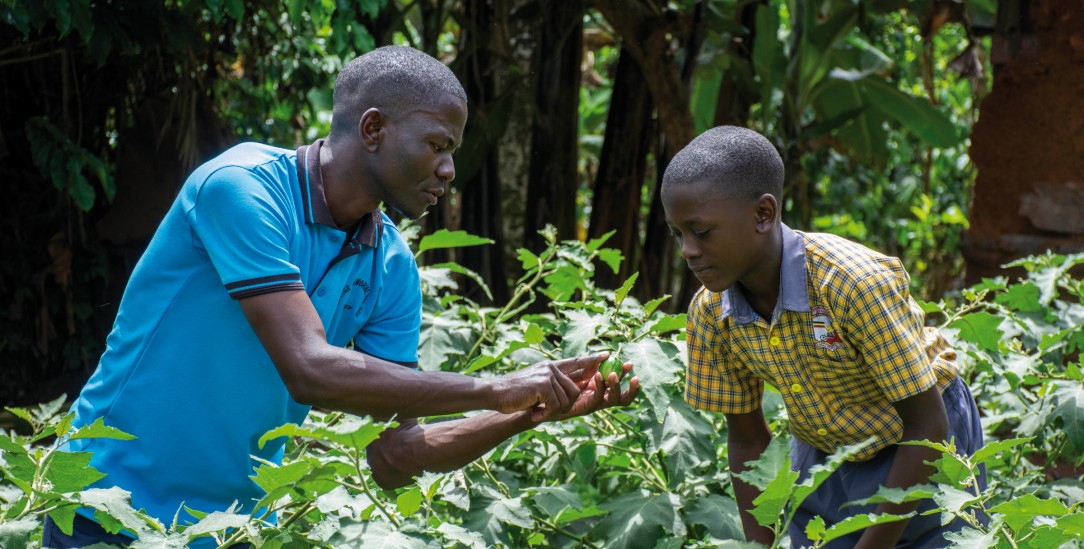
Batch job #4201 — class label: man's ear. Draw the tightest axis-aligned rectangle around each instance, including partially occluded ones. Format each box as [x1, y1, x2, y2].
[753, 193, 778, 233]
[359, 108, 384, 152]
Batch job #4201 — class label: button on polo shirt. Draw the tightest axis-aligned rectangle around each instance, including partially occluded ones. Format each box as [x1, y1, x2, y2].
[685, 224, 958, 460]
[64, 141, 421, 541]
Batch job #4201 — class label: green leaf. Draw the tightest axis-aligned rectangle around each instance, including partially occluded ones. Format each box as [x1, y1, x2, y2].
[224, 0, 244, 19]
[734, 436, 791, 491]
[183, 510, 249, 536]
[464, 488, 535, 544]
[328, 519, 438, 548]
[792, 438, 878, 510]
[48, 504, 79, 536]
[943, 525, 1000, 548]
[586, 230, 615, 252]
[970, 437, 1033, 465]
[429, 262, 493, 301]
[806, 515, 827, 541]
[558, 309, 606, 357]
[749, 462, 799, 527]
[250, 460, 314, 496]
[418, 229, 493, 253]
[810, 77, 888, 165]
[257, 416, 388, 452]
[643, 296, 671, 319]
[862, 78, 961, 147]
[528, 484, 581, 518]
[821, 512, 914, 543]
[44, 451, 106, 493]
[621, 339, 682, 422]
[0, 517, 38, 549]
[79, 486, 157, 536]
[948, 312, 1004, 354]
[990, 493, 1070, 532]
[69, 417, 136, 441]
[614, 272, 639, 309]
[595, 491, 686, 549]
[647, 400, 716, 485]
[396, 486, 424, 516]
[932, 486, 982, 519]
[844, 484, 936, 508]
[418, 311, 474, 370]
[1046, 381, 1084, 453]
[524, 322, 545, 345]
[995, 282, 1043, 313]
[648, 314, 687, 335]
[597, 249, 623, 274]
[435, 523, 486, 549]
[543, 264, 588, 302]
[685, 494, 744, 541]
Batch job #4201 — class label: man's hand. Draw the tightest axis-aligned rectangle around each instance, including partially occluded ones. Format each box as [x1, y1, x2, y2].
[490, 354, 607, 421]
[548, 359, 640, 421]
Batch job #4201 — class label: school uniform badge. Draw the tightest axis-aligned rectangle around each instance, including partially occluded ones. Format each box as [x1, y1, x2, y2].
[811, 306, 843, 349]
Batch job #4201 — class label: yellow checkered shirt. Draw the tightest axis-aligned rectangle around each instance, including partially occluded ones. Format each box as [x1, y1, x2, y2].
[684, 226, 957, 460]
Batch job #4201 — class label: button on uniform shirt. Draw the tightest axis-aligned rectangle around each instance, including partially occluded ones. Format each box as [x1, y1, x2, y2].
[685, 224, 957, 460]
[65, 140, 421, 540]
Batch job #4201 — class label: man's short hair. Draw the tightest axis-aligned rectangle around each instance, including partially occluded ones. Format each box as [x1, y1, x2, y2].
[662, 126, 784, 201]
[331, 45, 467, 138]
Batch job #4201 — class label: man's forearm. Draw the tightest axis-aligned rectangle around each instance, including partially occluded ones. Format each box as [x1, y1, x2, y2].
[294, 346, 495, 420]
[729, 441, 774, 544]
[366, 411, 536, 489]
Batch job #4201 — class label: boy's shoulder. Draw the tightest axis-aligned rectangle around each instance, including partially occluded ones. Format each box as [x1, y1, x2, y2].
[795, 230, 909, 284]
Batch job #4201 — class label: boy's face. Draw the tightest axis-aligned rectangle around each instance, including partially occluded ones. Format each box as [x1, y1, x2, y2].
[662, 182, 765, 293]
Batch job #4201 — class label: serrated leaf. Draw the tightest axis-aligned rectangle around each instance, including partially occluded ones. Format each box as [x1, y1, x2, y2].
[69, 417, 136, 441]
[418, 229, 493, 253]
[844, 484, 936, 507]
[685, 494, 744, 541]
[558, 309, 606, 357]
[595, 491, 686, 549]
[396, 486, 424, 516]
[944, 525, 1000, 548]
[614, 272, 639, 308]
[948, 312, 1004, 353]
[620, 339, 682, 422]
[648, 314, 687, 335]
[734, 436, 791, 491]
[792, 438, 878, 509]
[995, 282, 1043, 313]
[183, 510, 249, 536]
[821, 512, 914, 543]
[436, 523, 486, 549]
[0, 517, 39, 549]
[464, 489, 534, 544]
[257, 416, 387, 452]
[643, 296, 671, 319]
[586, 230, 615, 252]
[79, 486, 157, 536]
[932, 486, 982, 524]
[328, 519, 438, 547]
[44, 451, 106, 493]
[970, 437, 1033, 465]
[429, 262, 492, 301]
[528, 485, 581, 517]
[647, 400, 715, 485]
[806, 515, 827, 541]
[989, 493, 1069, 532]
[1046, 381, 1084, 453]
[597, 249, 623, 274]
[749, 463, 799, 527]
[524, 323, 544, 345]
[250, 460, 314, 495]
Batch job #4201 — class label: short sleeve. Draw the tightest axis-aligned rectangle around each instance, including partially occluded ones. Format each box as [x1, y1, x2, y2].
[842, 259, 937, 402]
[186, 166, 303, 299]
[684, 289, 763, 414]
[352, 230, 422, 364]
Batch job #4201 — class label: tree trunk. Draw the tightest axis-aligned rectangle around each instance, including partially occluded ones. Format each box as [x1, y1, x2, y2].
[452, 0, 510, 304]
[963, 0, 1084, 282]
[589, 47, 654, 290]
[523, 0, 585, 253]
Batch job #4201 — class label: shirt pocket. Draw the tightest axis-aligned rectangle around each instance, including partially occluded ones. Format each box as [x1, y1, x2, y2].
[801, 341, 872, 404]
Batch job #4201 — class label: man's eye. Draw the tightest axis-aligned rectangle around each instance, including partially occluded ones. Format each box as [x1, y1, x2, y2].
[432, 144, 446, 153]
[694, 228, 711, 238]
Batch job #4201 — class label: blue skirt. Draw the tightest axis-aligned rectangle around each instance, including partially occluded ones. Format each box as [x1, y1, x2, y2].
[787, 376, 987, 549]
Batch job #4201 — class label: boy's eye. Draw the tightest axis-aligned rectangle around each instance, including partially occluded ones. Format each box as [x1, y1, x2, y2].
[693, 228, 711, 238]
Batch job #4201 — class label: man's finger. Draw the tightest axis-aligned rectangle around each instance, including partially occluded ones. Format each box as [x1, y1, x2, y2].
[551, 353, 607, 376]
[551, 363, 581, 407]
[619, 377, 641, 406]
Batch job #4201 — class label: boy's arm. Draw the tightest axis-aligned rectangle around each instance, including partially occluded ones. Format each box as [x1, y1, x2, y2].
[367, 367, 640, 489]
[726, 408, 775, 545]
[854, 385, 949, 549]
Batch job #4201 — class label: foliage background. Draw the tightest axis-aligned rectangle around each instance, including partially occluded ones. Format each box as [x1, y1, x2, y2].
[0, 0, 1001, 405]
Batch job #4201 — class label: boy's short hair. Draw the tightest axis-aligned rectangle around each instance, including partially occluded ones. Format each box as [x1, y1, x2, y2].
[662, 125, 784, 201]
[331, 45, 467, 138]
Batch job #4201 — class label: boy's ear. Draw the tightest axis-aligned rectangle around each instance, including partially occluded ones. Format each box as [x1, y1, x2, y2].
[359, 108, 385, 152]
[753, 193, 778, 233]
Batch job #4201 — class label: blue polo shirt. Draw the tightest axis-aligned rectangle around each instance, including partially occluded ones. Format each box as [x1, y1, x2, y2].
[65, 140, 421, 537]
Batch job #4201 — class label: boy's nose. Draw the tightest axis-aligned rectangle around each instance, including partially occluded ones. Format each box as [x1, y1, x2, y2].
[680, 239, 700, 260]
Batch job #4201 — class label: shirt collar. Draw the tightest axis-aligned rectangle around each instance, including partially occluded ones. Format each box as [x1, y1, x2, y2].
[720, 223, 810, 324]
[297, 139, 383, 248]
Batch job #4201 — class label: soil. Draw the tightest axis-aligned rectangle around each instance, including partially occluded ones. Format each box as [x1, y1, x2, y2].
[964, 0, 1084, 283]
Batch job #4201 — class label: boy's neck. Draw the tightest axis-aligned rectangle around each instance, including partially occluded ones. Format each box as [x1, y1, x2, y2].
[738, 227, 784, 321]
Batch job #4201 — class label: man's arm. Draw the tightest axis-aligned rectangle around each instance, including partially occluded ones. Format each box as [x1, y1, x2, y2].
[726, 408, 775, 545]
[854, 385, 948, 549]
[367, 365, 641, 489]
[240, 290, 596, 421]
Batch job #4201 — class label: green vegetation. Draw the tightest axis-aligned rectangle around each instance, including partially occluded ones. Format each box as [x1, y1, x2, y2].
[2, 233, 1082, 547]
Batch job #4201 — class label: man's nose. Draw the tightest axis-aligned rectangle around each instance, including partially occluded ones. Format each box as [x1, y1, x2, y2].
[437, 156, 455, 183]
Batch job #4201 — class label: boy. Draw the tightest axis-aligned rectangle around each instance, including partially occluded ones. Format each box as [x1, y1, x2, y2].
[662, 126, 984, 548]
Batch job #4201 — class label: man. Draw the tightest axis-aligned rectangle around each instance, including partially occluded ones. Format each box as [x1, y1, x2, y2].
[45, 45, 639, 547]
